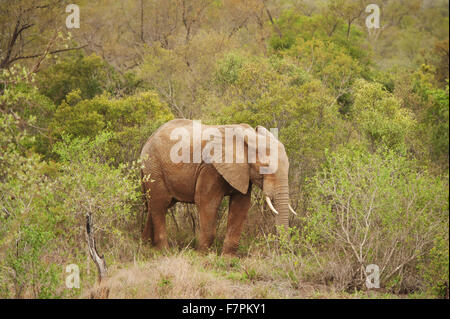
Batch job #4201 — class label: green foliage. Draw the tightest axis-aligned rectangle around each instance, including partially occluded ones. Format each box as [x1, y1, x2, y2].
[0, 80, 56, 155]
[37, 53, 120, 104]
[270, 10, 369, 64]
[137, 46, 196, 117]
[418, 234, 449, 298]
[52, 132, 141, 235]
[4, 224, 59, 299]
[423, 84, 449, 166]
[50, 90, 173, 163]
[304, 148, 449, 291]
[351, 79, 415, 152]
[285, 37, 364, 93]
[212, 54, 347, 177]
[267, 226, 302, 257]
[0, 114, 61, 298]
[214, 53, 245, 88]
[0, 115, 142, 297]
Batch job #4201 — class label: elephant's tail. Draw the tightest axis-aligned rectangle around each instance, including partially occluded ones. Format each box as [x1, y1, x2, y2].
[140, 168, 148, 210]
[140, 169, 153, 242]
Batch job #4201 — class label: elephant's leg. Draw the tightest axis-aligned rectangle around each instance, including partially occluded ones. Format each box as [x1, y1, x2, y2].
[150, 202, 170, 249]
[142, 181, 172, 250]
[222, 190, 252, 255]
[195, 166, 228, 252]
[142, 208, 154, 244]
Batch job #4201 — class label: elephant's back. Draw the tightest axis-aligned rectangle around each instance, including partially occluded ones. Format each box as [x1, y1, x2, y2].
[140, 119, 192, 157]
[159, 118, 195, 135]
[140, 119, 200, 203]
[149, 119, 193, 141]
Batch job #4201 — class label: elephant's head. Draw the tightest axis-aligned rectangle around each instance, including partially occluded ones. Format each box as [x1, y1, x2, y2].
[205, 124, 295, 229]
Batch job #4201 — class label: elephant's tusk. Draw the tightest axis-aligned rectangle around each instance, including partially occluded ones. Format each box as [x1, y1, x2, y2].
[265, 197, 279, 215]
[289, 204, 298, 215]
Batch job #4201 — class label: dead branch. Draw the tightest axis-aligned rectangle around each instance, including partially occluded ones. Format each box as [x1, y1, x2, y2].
[7, 45, 88, 65]
[85, 213, 110, 299]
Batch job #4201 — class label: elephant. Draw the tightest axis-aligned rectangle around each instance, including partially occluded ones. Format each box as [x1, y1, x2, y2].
[140, 119, 296, 255]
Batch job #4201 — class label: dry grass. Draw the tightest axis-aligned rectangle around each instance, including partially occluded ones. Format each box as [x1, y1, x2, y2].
[86, 254, 282, 298]
[82, 250, 409, 299]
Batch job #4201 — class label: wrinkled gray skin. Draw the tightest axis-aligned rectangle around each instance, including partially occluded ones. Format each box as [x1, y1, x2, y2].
[140, 119, 290, 255]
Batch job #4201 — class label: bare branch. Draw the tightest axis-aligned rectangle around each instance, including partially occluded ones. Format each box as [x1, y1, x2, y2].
[86, 213, 110, 298]
[7, 45, 88, 65]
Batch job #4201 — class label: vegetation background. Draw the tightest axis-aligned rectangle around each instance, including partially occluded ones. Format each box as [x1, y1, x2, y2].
[0, 0, 448, 299]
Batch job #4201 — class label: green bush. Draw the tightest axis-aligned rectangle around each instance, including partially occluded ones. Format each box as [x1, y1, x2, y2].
[4, 224, 59, 298]
[423, 84, 449, 167]
[0, 114, 61, 298]
[212, 54, 347, 173]
[303, 147, 449, 292]
[0, 115, 142, 298]
[214, 53, 245, 88]
[52, 132, 140, 237]
[36, 53, 118, 105]
[419, 234, 449, 298]
[351, 79, 415, 152]
[0, 80, 56, 156]
[50, 90, 173, 163]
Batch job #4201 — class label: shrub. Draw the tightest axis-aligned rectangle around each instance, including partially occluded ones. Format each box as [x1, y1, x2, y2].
[0, 114, 61, 298]
[36, 53, 117, 104]
[0, 80, 56, 156]
[50, 90, 173, 163]
[418, 234, 449, 298]
[351, 79, 415, 152]
[303, 147, 449, 292]
[0, 117, 142, 298]
[214, 53, 244, 88]
[423, 84, 449, 168]
[4, 224, 59, 298]
[212, 55, 347, 177]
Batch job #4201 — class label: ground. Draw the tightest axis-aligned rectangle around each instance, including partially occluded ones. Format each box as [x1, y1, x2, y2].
[84, 250, 428, 299]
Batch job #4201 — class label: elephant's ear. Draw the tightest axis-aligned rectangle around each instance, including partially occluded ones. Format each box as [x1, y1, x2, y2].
[203, 126, 251, 194]
[213, 162, 250, 194]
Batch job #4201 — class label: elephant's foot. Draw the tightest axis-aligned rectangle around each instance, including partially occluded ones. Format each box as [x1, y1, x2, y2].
[196, 246, 210, 255]
[197, 231, 216, 253]
[222, 250, 237, 257]
[153, 238, 169, 250]
[222, 242, 239, 256]
[142, 220, 153, 243]
[196, 241, 213, 253]
[142, 234, 168, 250]
[141, 232, 152, 244]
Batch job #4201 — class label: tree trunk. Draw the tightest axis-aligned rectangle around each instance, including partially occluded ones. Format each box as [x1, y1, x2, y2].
[86, 213, 110, 299]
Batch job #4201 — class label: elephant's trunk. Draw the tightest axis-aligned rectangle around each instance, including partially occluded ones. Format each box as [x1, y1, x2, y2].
[273, 183, 290, 230]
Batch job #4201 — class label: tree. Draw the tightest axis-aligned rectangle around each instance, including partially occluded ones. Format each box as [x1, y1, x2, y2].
[0, 0, 85, 72]
[328, 0, 365, 40]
